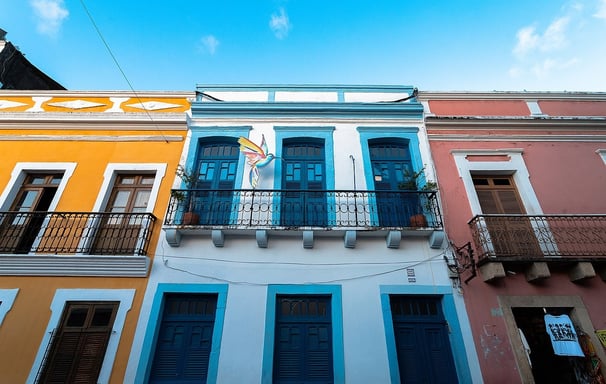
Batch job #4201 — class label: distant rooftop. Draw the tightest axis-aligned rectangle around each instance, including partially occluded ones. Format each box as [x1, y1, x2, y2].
[0, 31, 65, 90]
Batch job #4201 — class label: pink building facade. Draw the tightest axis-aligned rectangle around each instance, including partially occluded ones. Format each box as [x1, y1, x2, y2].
[421, 92, 606, 383]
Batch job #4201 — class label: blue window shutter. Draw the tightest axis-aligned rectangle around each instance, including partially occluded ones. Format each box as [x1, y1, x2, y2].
[150, 294, 217, 383]
[273, 295, 333, 383]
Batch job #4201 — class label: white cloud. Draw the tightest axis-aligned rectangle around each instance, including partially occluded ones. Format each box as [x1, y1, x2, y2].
[513, 17, 570, 58]
[199, 35, 219, 55]
[269, 7, 291, 39]
[594, 0, 606, 19]
[30, 0, 69, 37]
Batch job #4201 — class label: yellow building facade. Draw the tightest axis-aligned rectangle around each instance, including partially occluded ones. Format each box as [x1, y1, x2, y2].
[0, 91, 190, 383]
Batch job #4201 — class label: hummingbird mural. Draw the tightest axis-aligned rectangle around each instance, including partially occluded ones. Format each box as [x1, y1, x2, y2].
[238, 134, 276, 188]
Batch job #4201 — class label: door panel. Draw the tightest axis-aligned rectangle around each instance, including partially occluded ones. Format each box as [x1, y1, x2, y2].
[370, 141, 417, 226]
[92, 174, 153, 255]
[195, 141, 239, 225]
[281, 140, 327, 226]
[0, 173, 61, 253]
[390, 296, 458, 384]
[473, 176, 542, 256]
[150, 294, 218, 384]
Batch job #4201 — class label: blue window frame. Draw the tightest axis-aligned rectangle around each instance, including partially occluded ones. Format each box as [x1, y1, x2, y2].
[273, 295, 333, 383]
[357, 127, 423, 227]
[149, 294, 218, 383]
[380, 285, 473, 384]
[193, 138, 240, 225]
[369, 139, 420, 226]
[280, 138, 327, 226]
[135, 284, 228, 384]
[262, 285, 344, 384]
[389, 295, 458, 383]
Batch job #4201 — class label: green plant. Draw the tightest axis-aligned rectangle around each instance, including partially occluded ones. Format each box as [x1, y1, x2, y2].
[398, 167, 438, 191]
[173, 165, 198, 212]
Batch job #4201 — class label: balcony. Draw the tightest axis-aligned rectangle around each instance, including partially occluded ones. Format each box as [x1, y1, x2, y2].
[164, 189, 444, 248]
[468, 214, 606, 282]
[0, 211, 156, 277]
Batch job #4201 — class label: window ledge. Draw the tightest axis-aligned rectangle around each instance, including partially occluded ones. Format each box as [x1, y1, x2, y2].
[0, 254, 149, 277]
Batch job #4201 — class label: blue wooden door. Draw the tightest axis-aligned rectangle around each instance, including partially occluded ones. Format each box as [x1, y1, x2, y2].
[195, 140, 239, 225]
[281, 139, 327, 226]
[274, 295, 333, 383]
[369, 140, 417, 226]
[149, 294, 217, 383]
[390, 296, 458, 384]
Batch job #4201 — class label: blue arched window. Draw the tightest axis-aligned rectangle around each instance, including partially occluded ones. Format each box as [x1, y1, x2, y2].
[369, 139, 419, 226]
[193, 137, 240, 225]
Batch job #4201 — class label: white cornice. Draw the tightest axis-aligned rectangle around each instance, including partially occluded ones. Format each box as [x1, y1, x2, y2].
[429, 134, 606, 142]
[0, 134, 183, 141]
[425, 116, 606, 129]
[0, 90, 195, 98]
[0, 255, 149, 276]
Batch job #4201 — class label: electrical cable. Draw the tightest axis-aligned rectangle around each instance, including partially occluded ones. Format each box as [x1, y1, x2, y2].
[78, 0, 170, 143]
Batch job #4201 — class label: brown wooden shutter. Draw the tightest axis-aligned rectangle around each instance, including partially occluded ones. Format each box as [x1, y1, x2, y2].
[39, 302, 118, 384]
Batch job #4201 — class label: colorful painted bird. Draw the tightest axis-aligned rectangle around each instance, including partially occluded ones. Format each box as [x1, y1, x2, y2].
[238, 134, 276, 188]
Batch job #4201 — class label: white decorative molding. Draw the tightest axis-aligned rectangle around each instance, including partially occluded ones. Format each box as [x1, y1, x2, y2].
[386, 231, 401, 249]
[212, 230, 225, 247]
[0, 255, 149, 277]
[29, 96, 52, 112]
[164, 228, 182, 247]
[47, 99, 107, 110]
[0, 134, 183, 142]
[597, 149, 606, 166]
[429, 230, 445, 249]
[0, 162, 76, 211]
[0, 289, 19, 326]
[125, 101, 182, 111]
[303, 231, 314, 249]
[451, 149, 543, 215]
[0, 100, 27, 109]
[108, 97, 130, 112]
[344, 230, 356, 248]
[256, 230, 268, 248]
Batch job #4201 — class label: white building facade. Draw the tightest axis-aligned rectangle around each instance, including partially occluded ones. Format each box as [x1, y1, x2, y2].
[126, 85, 481, 383]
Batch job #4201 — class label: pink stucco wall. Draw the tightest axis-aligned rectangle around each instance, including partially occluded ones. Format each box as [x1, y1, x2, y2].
[429, 136, 606, 383]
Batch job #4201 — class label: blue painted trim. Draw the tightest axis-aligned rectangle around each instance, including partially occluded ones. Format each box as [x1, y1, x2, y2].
[379, 285, 472, 384]
[191, 102, 424, 119]
[185, 127, 251, 225]
[262, 285, 344, 384]
[196, 84, 418, 93]
[273, 127, 336, 225]
[134, 283, 229, 384]
[357, 127, 423, 226]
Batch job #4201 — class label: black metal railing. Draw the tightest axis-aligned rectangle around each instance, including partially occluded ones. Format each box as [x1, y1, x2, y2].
[165, 189, 442, 229]
[0, 211, 156, 256]
[469, 214, 606, 259]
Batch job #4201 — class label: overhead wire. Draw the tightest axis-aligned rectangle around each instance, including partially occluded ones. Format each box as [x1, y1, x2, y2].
[78, 0, 170, 143]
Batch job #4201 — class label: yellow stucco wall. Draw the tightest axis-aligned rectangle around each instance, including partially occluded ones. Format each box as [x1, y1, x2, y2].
[0, 92, 189, 383]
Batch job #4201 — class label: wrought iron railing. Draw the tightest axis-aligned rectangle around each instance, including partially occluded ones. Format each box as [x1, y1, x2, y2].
[0, 211, 156, 255]
[469, 214, 606, 259]
[165, 189, 442, 229]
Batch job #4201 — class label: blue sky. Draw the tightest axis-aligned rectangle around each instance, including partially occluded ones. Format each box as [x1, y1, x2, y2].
[3, 0, 606, 92]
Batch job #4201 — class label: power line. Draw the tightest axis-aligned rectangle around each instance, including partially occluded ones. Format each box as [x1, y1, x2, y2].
[78, 0, 170, 143]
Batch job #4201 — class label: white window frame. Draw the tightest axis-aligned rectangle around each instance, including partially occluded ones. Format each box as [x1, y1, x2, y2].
[80, 163, 166, 254]
[0, 289, 19, 326]
[0, 162, 76, 211]
[27, 289, 135, 384]
[597, 149, 606, 166]
[452, 149, 558, 256]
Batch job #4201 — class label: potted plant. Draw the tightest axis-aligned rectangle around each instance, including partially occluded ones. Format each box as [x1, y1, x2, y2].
[398, 167, 437, 227]
[174, 165, 199, 225]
